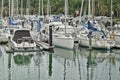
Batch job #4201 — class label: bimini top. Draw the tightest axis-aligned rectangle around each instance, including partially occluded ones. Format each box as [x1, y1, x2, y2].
[12, 30, 34, 43]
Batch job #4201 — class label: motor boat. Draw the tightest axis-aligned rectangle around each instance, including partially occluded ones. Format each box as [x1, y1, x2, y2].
[11, 29, 36, 50]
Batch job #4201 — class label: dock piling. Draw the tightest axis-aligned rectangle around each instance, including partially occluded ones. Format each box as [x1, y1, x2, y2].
[6, 36, 14, 53]
[49, 25, 53, 51]
[8, 36, 12, 51]
[89, 35, 92, 51]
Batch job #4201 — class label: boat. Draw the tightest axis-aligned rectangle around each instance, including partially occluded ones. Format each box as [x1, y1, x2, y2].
[29, 0, 75, 50]
[0, 19, 8, 44]
[77, 30, 115, 50]
[53, 33, 74, 49]
[38, 20, 74, 49]
[0, 31, 8, 44]
[77, 19, 115, 50]
[10, 29, 37, 50]
[108, 0, 120, 49]
[77, 0, 115, 50]
[112, 29, 120, 48]
[51, 0, 74, 49]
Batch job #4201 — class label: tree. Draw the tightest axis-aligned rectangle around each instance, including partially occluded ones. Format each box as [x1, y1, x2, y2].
[0, 0, 119, 18]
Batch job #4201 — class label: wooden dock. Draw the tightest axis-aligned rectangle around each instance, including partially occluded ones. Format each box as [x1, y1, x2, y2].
[36, 41, 54, 50]
[5, 46, 40, 53]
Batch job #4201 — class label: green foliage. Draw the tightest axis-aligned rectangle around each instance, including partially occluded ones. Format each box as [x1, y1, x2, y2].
[0, 0, 120, 18]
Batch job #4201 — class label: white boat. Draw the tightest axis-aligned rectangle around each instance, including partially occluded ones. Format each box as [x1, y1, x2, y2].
[112, 30, 120, 48]
[77, 30, 115, 50]
[53, 33, 74, 49]
[0, 31, 8, 44]
[0, 20, 8, 44]
[33, 0, 75, 49]
[46, 0, 74, 49]
[11, 29, 36, 50]
[52, 23, 74, 49]
[41, 20, 75, 49]
[76, 0, 115, 50]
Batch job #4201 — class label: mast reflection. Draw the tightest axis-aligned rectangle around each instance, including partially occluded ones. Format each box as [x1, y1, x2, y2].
[13, 53, 33, 65]
[87, 51, 93, 80]
[8, 53, 12, 80]
[48, 53, 52, 76]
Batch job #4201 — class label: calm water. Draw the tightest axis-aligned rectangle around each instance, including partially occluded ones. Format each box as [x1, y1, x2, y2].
[0, 44, 120, 80]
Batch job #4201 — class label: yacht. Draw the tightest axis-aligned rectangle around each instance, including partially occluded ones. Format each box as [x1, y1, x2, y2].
[11, 29, 36, 50]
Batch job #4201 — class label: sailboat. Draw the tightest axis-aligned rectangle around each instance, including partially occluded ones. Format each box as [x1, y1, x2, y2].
[52, 0, 74, 49]
[1, 0, 4, 18]
[38, 0, 74, 49]
[110, 0, 120, 49]
[77, 0, 115, 50]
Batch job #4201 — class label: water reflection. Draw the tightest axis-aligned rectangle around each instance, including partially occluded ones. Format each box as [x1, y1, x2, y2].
[33, 51, 44, 80]
[49, 53, 52, 76]
[54, 47, 75, 61]
[53, 47, 76, 80]
[63, 59, 66, 80]
[78, 46, 120, 80]
[0, 45, 120, 80]
[0, 49, 2, 58]
[87, 51, 93, 80]
[53, 47, 75, 80]
[13, 53, 33, 65]
[8, 53, 12, 80]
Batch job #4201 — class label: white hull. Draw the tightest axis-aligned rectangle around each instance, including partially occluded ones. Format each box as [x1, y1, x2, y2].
[11, 29, 37, 50]
[53, 35, 74, 49]
[12, 41, 36, 49]
[79, 37, 115, 49]
[0, 30, 8, 43]
[115, 38, 120, 48]
[114, 33, 120, 48]
[0, 35, 8, 43]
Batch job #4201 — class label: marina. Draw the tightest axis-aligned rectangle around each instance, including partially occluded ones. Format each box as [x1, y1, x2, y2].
[0, 0, 120, 80]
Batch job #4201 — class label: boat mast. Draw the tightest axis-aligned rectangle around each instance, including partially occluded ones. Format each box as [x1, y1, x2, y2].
[92, 0, 94, 19]
[79, 0, 84, 25]
[21, 0, 23, 15]
[9, 0, 11, 17]
[110, 0, 113, 30]
[26, 0, 30, 15]
[42, 0, 44, 16]
[88, 0, 91, 19]
[47, 0, 50, 16]
[11, 0, 14, 17]
[1, 0, 4, 18]
[65, 0, 68, 34]
[39, 0, 41, 16]
[16, 0, 18, 15]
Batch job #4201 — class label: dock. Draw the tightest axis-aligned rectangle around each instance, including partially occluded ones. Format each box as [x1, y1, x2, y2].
[5, 46, 41, 53]
[36, 41, 54, 50]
